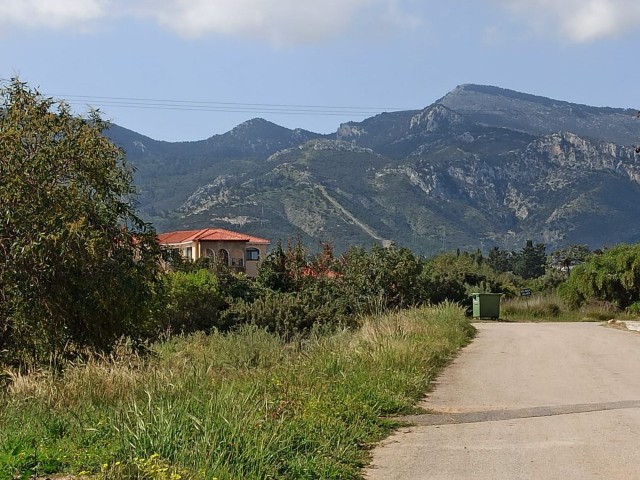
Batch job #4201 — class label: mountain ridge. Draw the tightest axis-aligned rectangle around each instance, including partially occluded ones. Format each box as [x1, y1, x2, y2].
[105, 84, 640, 255]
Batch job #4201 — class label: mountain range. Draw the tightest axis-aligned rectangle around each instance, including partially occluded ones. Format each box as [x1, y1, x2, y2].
[106, 84, 640, 255]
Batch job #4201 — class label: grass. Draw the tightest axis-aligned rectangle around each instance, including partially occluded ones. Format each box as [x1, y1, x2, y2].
[500, 293, 625, 322]
[0, 303, 474, 480]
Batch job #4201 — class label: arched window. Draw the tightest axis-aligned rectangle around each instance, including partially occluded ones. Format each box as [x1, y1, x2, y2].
[205, 248, 215, 258]
[218, 248, 229, 266]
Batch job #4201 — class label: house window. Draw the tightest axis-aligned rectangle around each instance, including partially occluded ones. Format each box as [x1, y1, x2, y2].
[205, 248, 215, 258]
[246, 248, 260, 261]
[231, 257, 244, 267]
[185, 247, 193, 260]
[218, 249, 229, 266]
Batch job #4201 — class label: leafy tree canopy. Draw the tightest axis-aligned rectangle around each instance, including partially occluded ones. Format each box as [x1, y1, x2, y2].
[0, 79, 161, 362]
[558, 243, 640, 310]
[511, 240, 546, 279]
[549, 244, 590, 270]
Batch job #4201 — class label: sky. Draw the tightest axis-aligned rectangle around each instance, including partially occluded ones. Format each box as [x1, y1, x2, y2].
[1, 0, 639, 142]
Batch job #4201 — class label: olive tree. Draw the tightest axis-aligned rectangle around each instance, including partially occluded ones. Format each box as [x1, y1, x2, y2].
[0, 80, 161, 362]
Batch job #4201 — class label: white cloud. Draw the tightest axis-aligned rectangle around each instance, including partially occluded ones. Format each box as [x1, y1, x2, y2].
[0, 0, 422, 45]
[498, 0, 640, 43]
[145, 0, 419, 45]
[0, 0, 107, 30]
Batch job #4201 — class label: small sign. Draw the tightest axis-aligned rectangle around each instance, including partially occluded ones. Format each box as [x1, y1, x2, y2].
[520, 288, 532, 297]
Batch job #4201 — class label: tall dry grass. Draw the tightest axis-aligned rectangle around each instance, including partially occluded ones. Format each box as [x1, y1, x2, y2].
[0, 305, 474, 480]
[501, 293, 624, 322]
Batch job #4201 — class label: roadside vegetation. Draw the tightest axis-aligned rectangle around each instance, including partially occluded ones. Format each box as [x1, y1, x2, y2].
[500, 294, 623, 322]
[0, 304, 472, 480]
[502, 244, 640, 322]
[3, 80, 640, 478]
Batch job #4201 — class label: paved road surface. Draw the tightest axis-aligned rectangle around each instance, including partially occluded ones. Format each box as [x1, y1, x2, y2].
[364, 322, 640, 479]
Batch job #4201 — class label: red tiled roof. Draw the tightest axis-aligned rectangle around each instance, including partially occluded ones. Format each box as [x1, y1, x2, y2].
[158, 228, 270, 245]
[246, 235, 271, 245]
[157, 230, 203, 244]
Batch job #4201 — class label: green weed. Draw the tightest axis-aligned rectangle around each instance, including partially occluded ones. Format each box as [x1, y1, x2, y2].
[501, 293, 625, 322]
[0, 306, 473, 479]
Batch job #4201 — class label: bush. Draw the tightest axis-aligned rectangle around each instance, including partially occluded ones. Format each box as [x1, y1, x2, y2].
[336, 245, 424, 313]
[529, 269, 567, 293]
[0, 81, 161, 364]
[222, 289, 355, 340]
[162, 269, 227, 334]
[626, 302, 640, 316]
[421, 251, 513, 309]
[558, 243, 640, 309]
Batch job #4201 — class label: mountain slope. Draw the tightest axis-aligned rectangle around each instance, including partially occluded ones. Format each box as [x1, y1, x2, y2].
[106, 85, 640, 254]
[438, 84, 640, 145]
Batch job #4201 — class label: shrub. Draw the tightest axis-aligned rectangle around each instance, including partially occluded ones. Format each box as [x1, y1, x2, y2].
[558, 243, 640, 309]
[336, 245, 425, 312]
[529, 269, 567, 293]
[162, 269, 227, 334]
[255, 239, 308, 293]
[0, 80, 161, 364]
[421, 251, 513, 309]
[626, 302, 640, 316]
[222, 289, 355, 340]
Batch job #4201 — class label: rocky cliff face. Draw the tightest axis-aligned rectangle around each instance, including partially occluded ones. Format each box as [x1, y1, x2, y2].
[110, 85, 640, 255]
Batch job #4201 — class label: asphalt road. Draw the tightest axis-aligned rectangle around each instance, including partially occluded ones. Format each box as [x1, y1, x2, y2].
[364, 322, 640, 480]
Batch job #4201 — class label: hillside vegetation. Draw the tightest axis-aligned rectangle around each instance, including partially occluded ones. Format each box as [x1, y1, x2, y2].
[107, 84, 640, 254]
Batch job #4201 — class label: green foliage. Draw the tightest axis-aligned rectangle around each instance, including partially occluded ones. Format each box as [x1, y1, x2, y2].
[162, 270, 226, 334]
[528, 268, 567, 293]
[0, 80, 161, 363]
[423, 251, 510, 305]
[151, 239, 504, 344]
[627, 301, 640, 316]
[0, 307, 474, 480]
[250, 241, 519, 327]
[254, 242, 428, 328]
[336, 245, 424, 312]
[222, 289, 354, 340]
[487, 246, 512, 274]
[485, 242, 549, 281]
[255, 238, 308, 293]
[167, 255, 258, 303]
[511, 240, 546, 279]
[550, 244, 590, 271]
[558, 243, 640, 309]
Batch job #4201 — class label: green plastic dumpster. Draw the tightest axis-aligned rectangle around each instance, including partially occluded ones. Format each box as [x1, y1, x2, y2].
[471, 293, 502, 319]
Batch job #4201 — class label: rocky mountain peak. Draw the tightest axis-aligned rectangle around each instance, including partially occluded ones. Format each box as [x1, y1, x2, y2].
[229, 117, 291, 140]
[437, 84, 639, 145]
[113, 84, 640, 254]
[410, 104, 464, 133]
